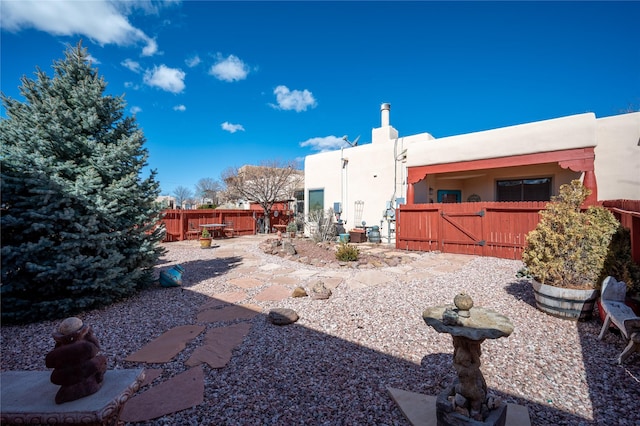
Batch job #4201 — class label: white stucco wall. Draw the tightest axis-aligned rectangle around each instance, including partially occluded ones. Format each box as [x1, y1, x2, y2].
[594, 112, 640, 200]
[304, 134, 426, 237]
[304, 109, 639, 240]
[406, 113, 597, 167]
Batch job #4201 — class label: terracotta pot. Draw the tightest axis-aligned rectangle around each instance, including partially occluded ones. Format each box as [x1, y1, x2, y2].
[532, 280, 599, 321]
[199, 237, 212, 249]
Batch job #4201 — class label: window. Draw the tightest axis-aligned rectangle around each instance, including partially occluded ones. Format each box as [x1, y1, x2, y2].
[294, 190, 304, 215]
[437, 190, 461, 203]
[308, 189, 324, 212]
[496, 178, 551, 201]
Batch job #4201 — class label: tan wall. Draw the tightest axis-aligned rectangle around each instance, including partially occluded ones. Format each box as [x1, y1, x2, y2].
[595, 112, 640, 200]
[406, 113, 597, 167]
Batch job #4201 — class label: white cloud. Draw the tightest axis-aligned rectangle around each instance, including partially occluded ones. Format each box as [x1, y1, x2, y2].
[209, 54, 248, 82]
[186, 55, 201, 67]
[300, 135, 346, 152]
[122, 58, 142, 73]
[221, 122, 245, 133]
[173, 104, 186, 111]
[143, 65, 185, 93]
[0, 0, 160, 56]
[86, 54, 100, 64]
[271, 85, 317, 112]
[130, 106, 142, 115]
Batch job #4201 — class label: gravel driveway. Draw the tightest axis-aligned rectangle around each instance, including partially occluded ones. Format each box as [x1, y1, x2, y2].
[2, 235, 639, 425]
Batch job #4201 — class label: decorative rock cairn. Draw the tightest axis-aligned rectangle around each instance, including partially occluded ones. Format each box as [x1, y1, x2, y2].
[45, 317, 107, 404]
[423, 293, 514, 426]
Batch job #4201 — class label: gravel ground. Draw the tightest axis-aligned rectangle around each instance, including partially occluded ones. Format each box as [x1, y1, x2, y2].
[2, 235, 639, 426]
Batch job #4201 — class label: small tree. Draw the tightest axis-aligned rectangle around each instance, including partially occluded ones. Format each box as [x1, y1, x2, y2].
[172, 185, 193, 208]
[222, 160, 302, 232]
[195, 177, 222, 205]
[0, 42, 165, 324]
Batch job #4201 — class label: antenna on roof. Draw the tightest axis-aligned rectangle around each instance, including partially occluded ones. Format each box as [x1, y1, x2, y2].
[342, 135, 360, 147]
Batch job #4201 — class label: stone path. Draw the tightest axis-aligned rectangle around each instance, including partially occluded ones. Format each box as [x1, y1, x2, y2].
[118, 236, 475, 423]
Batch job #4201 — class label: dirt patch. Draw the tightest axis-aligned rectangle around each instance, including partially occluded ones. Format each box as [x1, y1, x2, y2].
[259, 237, 400, 268]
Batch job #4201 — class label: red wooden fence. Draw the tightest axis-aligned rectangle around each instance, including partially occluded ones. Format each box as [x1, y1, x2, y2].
[160, 203, 293, 242]
[397, 200, 640, 262]
[396, 201, 546, 260]
[602, 200, 640, 264]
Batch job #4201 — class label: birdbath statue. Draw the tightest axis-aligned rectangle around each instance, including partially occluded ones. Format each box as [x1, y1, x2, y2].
[423, 293, 513, 426]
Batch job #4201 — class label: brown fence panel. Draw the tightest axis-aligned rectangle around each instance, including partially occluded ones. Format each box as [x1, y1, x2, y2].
[397, 201, 546, 260]
[398, 200, 640, 261]
[159, 209, 258, 242]
[603, 200, 640, 264]
[482, 202, 546, 260]
[396, 204, 440, 252]
[439, 203, 487, 256]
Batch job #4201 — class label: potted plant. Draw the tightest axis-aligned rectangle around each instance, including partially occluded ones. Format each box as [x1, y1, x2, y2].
[286, 221, 297, 238]
[521, 180, 619, 320]
[199, 227, 212, 249]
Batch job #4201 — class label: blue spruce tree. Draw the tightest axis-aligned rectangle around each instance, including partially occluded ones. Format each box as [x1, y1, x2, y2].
[1, 42, 166, 324]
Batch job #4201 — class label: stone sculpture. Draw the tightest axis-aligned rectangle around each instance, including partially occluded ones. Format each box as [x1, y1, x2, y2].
[423, 294, 513, 426]
[45, 317, 107, 404]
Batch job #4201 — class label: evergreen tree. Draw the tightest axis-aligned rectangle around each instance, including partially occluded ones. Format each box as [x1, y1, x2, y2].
[1, 42, 166, 324]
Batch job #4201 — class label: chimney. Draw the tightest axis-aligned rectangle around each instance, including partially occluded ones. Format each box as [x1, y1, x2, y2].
[381, 103, 390, 127]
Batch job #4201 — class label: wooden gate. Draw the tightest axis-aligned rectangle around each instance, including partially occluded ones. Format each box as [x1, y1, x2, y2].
[396, 202, 547, 260]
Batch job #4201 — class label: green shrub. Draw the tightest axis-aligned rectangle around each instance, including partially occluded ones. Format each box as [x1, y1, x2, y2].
[600, 226, 640, 296]
[335, 242, 359, 262]
[522, 180, 619, 289]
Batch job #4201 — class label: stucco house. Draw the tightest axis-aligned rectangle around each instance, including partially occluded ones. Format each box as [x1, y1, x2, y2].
[304, 103, 640, 241]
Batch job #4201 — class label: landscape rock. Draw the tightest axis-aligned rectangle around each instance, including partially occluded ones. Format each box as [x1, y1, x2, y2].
[268, 308, 299, 325]
[291, 287, 308, 298]
[282, 241, 297, 255]
[310, 281, 332, 300]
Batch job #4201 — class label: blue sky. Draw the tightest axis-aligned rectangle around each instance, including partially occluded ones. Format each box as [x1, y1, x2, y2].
[2, 1, 639, 196]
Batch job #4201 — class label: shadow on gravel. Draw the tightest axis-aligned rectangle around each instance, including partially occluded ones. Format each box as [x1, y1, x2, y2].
[155, 256, 244, 288]
[577, 313, 640, 424]
[504, 277, 640, 424]
[504, 279, 537, 309]
[115, 286, 631, 426]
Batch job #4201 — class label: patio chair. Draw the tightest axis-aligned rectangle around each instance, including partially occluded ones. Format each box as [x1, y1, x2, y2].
[186, 222, 200, 240]
[224, 220, 235, 238]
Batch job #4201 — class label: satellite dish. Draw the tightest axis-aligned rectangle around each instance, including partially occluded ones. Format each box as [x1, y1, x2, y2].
[343, 135, 360, 147]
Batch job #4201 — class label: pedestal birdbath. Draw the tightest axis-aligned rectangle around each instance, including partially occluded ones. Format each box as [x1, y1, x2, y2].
[423, 293, 514, 426]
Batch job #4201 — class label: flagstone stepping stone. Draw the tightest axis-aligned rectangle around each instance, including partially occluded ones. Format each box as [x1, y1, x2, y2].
[259, 263, 283, 271]
[351, 270, 390, 288]
[270, 275, 299, 285]
[228, 277, 263, 289]
[125, 325, 205, 363]
[198, 291, 247, 311]
[313, 276, 343, 289]
[185, 322, 253, 368]
[139, 368, 163, 387]
[289, 269, 318, 279]
[119, 366, 204, 423]
[254, 285, 291, 301]
[196, 304, 261, 323]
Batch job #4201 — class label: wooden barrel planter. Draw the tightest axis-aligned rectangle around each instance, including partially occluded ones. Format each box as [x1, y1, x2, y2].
[532, 280, 599, 321]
